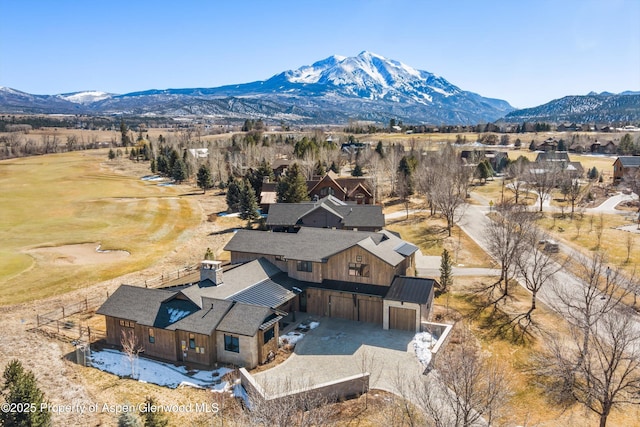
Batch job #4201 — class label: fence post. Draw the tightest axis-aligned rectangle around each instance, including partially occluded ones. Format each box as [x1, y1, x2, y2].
[85, 297, 88, 311]
[88, 327, 91, 343]
[57, 320, 60, 334]
[36, 314, 40, 328]
[62, 307, 65, 319]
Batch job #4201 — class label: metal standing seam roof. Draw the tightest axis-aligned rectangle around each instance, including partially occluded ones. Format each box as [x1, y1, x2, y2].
[618, 156, 640, 167]
[385, 276, 436, 305]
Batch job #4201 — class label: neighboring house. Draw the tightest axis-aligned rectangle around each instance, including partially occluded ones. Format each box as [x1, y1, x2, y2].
[266, 195, 384, 232]
[259, 171, 374, 212]
[534, 151, 583, 179]
[557, 123, 581, 132]
[307, 171, 373, 204]
[97, 259, 300, 369]
[536, 138, 559, 152]
[187, 148, 209, 159]
[224, 227, 436, 332]
[613, 156, 640, 182]
[460, 149, 509, 171]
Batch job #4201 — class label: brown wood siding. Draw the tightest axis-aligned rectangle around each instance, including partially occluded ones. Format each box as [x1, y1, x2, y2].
[105, 316, 137, 346]
[142, 325, 178, 362]
[323, 245, 395, 285]
[330, 294, 357, 320]
[287, 260, 322, 282]
[358, 297, 383, 324]
[389, 306, 416, 331]
[257, 323, 279, 365]
[306, 289, 382, 325]
[175, 330, 214, 366]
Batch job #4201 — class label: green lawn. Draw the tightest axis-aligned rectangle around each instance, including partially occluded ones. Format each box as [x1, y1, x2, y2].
[0, 150, 200, 305]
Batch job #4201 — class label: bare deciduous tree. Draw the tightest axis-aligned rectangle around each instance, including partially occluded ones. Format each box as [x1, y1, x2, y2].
[415, 330, 511, 427]
[120, 329, 143, 379]
[483, 203, 532, 300]
[431, 145, 472, 237]
[516, 226, 563, 319]
[526, 164, 560, 212]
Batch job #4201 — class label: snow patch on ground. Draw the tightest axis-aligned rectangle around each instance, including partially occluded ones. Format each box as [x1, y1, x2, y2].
[413, 332, 437, 366]
[279, 331, 305, 346]
[90, 349, 232, 391]
[309, 321, 320, 330]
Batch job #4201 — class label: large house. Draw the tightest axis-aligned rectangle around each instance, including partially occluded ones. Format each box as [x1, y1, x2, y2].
[613, 156, 640, 183]
[265, 195, 385, 232]
[98, 228, 436, 369]
[260, 171, 374, 212]
[534, 151, 584, 179]
[225, 228, 435, 332]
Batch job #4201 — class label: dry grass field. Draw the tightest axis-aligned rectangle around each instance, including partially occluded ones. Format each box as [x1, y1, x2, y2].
[0, 149, 203, 305]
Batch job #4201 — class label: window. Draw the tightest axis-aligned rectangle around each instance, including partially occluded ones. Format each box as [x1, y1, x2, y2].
[119, 320, 134, 328]
[148, 328, 155, 344]
[348, 263, 370, 277]
[296, 260, 312, 272]
[224, 335, 239, 353]
[189, 333, 196, 349]
[263, 327, 275, 344]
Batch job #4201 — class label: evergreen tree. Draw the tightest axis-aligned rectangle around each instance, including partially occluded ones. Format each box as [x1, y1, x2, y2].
[142, 396, 169, 427]
[314, 160, 326, 177]
[120, 120, 130, 147]
[514, 138, 522, 148]
[397, 155, 417, 194]
[155, 155, 168, 175]
[528, 140, 536, 151]
[329, 161, 339, 173]
[476, 161, 490, 184]
[375, 141, 384, 158]
[171, 158, 187, 183]
[1, 359, 52, 427]
[276, 163, 309, 203]
[226, 178, 243, 212]
[245, 159, 274, 196]
[196, 164, 213, 193]
[588, 166, 599, 180]
[150, 158, 157, 174]
[557, 139, 566, 152]
[204, 247, 214, 260]
[440, 249, 453, 293]
[351, 163, 364, 177]
[239, 181, 260, 222]
[108, 148, 116, 160]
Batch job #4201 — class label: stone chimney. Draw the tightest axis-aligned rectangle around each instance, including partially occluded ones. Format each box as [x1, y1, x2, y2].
[200, 260, 223, 286]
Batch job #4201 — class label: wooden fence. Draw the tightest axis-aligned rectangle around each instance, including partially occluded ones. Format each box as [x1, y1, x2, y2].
[33, 263, 201, 344]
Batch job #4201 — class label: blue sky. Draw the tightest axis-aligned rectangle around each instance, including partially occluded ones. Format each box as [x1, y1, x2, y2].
[1, 0, 638, 108]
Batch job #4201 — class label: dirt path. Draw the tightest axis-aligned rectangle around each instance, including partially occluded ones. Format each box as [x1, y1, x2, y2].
[0, 164, 236, 425]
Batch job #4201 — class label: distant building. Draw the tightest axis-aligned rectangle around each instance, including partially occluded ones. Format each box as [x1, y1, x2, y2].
[266, 195, 384, 232]
[613, 156, 640, 182]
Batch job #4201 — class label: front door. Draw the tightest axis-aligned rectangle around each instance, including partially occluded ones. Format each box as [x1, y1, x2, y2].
[299, 292, 307, 313]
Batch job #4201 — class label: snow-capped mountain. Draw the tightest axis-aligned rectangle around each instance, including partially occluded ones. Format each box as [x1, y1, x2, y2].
[0, 52, 517, 124]
[58, 91, 113, 104]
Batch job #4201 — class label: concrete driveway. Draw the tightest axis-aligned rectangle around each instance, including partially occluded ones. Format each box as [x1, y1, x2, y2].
[253, 317, 425, 393]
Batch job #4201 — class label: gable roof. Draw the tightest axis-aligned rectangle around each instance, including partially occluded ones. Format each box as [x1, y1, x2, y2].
[385, 276, 436, 304]
[265, 195, 384, 228]
[224, 228, 416, 266]
[216, 302, 278, 336]
[96, 285, 235, 335]
[617, 156, 640, 167]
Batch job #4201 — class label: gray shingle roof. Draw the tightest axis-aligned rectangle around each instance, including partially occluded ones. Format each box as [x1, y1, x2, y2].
[216, 302, 276, 336]
[385, 276, 436, 304]
[96, 285, 235, 335]
[225, 228, 413, 266]
[266, 196, 384, 229]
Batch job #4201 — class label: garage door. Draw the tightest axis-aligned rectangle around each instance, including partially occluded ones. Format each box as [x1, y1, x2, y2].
[389, 306, 416, 331]
[330, 295, 356, 320]
[358, 299, 382, 325]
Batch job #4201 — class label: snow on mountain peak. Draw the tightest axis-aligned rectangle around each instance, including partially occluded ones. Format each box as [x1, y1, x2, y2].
[59, 91, 112, 104]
